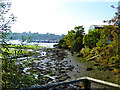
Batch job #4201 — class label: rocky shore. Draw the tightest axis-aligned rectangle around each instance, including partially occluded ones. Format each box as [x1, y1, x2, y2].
[11, 47, 117, 89]
[14, 48, 77, 85]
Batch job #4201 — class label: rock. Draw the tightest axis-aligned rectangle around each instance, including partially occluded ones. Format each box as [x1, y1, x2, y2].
[38, 74, 44, 79]
[76, 52, 83, 57]
[86, 68, 93, 71]
[109, 68, 113, 71]
[66, 65, 74, 70]
[71, 51, 74, 54]
[94, 64, 100, 66]
[31, 84, 40, 88]
[76, 54, 81, 57]
[58, 74, 70, 81]
[43, 77, 53, 83]
[59, 70, 66, 73]
[50, 73, 55, 76]
[45, 70, 52, 74]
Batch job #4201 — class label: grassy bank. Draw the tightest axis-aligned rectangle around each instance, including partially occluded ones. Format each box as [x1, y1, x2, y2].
[2, 44, 45, 89]
[8, 44, 43, 49]
[73, 52, 118, 85]
[1, 44, 44, 58]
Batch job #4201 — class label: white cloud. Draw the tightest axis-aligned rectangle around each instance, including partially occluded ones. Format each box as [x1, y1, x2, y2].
[10, 0, 116, 35]
[10, 0, 59, 33]
[10, 0, 83, 35]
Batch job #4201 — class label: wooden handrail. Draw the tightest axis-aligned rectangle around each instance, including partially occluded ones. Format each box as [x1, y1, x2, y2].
[84, 77, 120, 88]
[21, 76, 120, 90]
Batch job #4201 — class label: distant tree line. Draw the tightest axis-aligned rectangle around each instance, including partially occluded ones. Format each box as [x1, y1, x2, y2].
[6, 32, 66, 41]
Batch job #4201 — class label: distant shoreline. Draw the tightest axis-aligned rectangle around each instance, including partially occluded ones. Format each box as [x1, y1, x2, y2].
[7, 40, 58, 48]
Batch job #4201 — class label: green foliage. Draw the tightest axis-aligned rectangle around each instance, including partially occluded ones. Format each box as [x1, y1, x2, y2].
[8, 44, 42, 50]
[95, 16, 119, 83]
[57, 3, 120, 84]
[80, 47, 91, 57]
[58, 26, 85, 52]
[95, 25, 119, 69]
[70, 26, 85, 52]
[83, 29, 100, 49]
[0, 1, 41, 89]
[70, 36, 83, 52]
[84, 48, 90, 55]
[57, 36, 68, 49]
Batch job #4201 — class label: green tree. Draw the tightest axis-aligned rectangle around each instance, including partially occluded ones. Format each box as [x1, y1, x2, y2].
[70, 26, 85, 52]
[1, 1, 39, 89]
[57, 36, 68, 49]
[66, 30, 76, 49]
[83, 29, 100, 49]
[0, 1, 17, 89]
[95, 4, 120, 84]
[58, 26, 85, 52]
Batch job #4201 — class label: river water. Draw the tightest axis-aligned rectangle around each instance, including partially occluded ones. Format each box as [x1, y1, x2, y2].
[7, 40, 58, 48]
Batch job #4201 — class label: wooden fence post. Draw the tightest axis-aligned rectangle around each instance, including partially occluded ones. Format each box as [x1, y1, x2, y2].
[83, 79, 91, 89]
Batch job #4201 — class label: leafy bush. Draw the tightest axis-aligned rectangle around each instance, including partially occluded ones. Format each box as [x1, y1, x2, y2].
[57, 36, 68, 49]
[1, 1, 41, 89]
[58, 26, 85, 52]
[80, 47, 91, 57]
[83, 29, 100, 49]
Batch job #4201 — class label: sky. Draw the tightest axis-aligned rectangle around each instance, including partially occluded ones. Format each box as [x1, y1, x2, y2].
[10, 0, 119, 35]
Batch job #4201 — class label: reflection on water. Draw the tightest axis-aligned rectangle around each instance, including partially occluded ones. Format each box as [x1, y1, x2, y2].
[7, 40, 58, 48]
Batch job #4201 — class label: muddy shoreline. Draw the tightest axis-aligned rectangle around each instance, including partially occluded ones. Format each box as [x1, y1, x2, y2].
[11, 47, 118, 88]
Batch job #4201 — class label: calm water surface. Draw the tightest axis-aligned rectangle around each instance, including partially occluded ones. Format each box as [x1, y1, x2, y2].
[7, 40, 58, 48]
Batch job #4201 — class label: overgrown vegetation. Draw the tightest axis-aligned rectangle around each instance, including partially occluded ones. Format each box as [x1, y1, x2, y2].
[57, 5, 120, 84]
[57, 26, 85, 52]
[8, 44, 43, 50]
[0, 1, 42, 89]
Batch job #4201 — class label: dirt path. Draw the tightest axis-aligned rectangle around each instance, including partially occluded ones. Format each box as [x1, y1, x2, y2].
[65, 50, 87, 80]
[64, 50, 118, 89]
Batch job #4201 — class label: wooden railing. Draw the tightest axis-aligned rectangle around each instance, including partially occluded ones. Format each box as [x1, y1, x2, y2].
[21, 77, 120, 90]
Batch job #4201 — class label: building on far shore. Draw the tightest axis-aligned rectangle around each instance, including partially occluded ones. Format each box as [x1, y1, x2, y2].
[88, 25, 115, 45]
[88, 25, 106, 30]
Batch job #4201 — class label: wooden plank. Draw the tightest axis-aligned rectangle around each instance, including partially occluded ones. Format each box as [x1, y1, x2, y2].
[87, 55, 100, 61]
[85, 77, 120, 88]
[20, 77, 120, 89]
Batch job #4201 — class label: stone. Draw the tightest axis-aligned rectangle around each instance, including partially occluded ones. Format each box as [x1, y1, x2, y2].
[94, 64, 100, 66]
[86, 68, 93, 71]
[59, 70, 66, 73]
[58, 74, 70, 81]
[76, 54, 81, 57]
